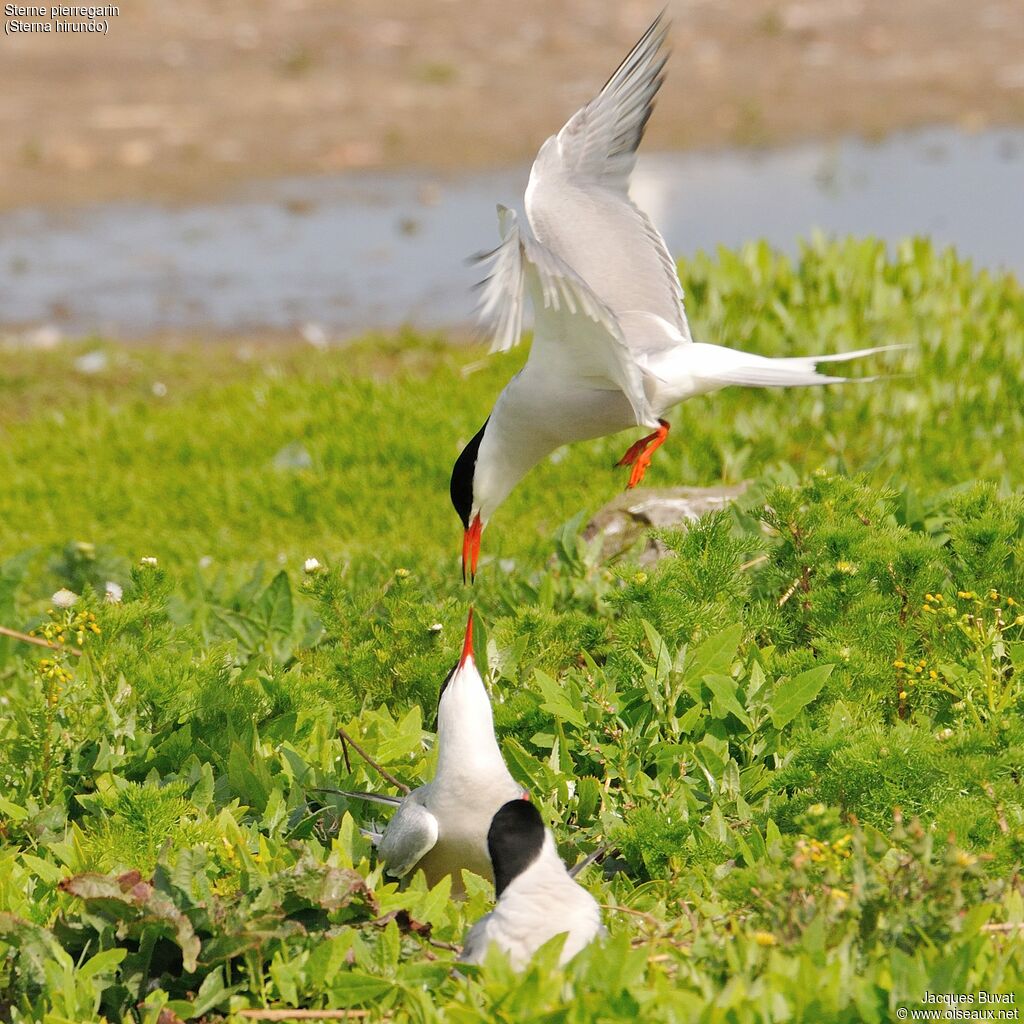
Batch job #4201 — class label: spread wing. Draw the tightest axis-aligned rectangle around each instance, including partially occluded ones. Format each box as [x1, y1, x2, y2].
[472, 206, 658, 429]
[525, 11, 691, 342]
[377, 795, 439, 879]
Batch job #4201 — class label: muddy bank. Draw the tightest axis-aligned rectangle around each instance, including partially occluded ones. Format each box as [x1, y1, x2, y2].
[3, 0, 1024, 211]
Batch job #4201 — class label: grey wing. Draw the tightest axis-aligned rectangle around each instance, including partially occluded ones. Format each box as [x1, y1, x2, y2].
[377, 796, 438, 879]
[547, 11, 669, 192]
[458, 912, 494, 964]
[472, 207, 657, 429]
[525, 11, 690, 341]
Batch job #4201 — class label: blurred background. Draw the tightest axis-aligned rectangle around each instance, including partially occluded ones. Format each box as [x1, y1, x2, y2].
[2, 0, 1023, 342]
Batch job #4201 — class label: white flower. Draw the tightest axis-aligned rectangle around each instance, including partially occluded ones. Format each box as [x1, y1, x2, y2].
[198, 555, 213, 569]
[429, 622, 443, 633]
[303, 557, 321, 573]
[140, 556, 158, 567]
[52, 588, 78, 608]
[104, 581, 123, 604]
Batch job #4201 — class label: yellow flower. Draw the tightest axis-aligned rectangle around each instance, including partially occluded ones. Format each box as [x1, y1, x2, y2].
[929, 670, 938, 679]
[898, 690, 908, 699]
[753, 931, 777, 947]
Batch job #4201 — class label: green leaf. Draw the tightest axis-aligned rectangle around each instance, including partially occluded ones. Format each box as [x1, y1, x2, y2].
[59, 871, 201, 972]
[0, 796, 28, 821]
[533, 669, 586, 729]
[704, 673, 753, 730]
[78, 946, 127, 980]
[682, 624, 744, 700]
[640, 619, 672, 681]
[770, 664, 834, 729]
[256, 570, 294, 637]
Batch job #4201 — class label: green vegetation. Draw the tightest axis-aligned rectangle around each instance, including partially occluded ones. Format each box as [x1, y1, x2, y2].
[1, 237, 1023, 1021]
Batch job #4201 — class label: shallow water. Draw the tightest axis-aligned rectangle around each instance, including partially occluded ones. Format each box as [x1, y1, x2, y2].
[0, 126, 1020, 338]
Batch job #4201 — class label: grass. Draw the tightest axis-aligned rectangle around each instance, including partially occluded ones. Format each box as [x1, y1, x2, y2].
[1, 237, 1023, 1022]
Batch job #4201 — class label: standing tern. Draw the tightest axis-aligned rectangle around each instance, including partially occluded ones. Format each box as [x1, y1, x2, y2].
[460, 799, 604, 969]
[450, 11, 896, 581]
[364, 609, 526, 894]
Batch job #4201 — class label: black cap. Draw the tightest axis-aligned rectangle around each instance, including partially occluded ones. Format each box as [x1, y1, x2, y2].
[488, 799, 546, 897]
[450, 419, 488, 529]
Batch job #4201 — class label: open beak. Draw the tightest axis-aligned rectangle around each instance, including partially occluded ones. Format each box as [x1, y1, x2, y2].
[459, 605, 475, 668]
[461, 514, 483, 584]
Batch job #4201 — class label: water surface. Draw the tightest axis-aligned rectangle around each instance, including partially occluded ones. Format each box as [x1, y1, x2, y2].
[0, 126, 1019, 338]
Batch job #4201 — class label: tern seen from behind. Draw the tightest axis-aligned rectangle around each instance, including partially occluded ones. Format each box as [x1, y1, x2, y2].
[460, 799, 604, 969]
[450, 11, 896, 581]
[369, 609, 525, 894]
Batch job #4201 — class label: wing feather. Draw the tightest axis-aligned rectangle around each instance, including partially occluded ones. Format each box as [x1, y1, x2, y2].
[471, 206, 657, 428]
[554, 10, 670, 191]
[377, 796, 439, 879]
[525, 11, 690, 341]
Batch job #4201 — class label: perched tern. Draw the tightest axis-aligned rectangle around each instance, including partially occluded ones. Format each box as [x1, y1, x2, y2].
[359, 609, 526, 894]
[460, 799, 604, 969]
[450, 11, 896, 581]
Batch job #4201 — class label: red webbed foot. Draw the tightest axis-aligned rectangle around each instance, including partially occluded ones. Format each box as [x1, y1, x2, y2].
[618, 419, 670, 489]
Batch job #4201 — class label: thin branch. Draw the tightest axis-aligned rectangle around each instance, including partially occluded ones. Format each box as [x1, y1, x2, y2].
[739, 554, 769, 572]
[0, 624, 82, 657]
[237, 1012, 375, 1021]
[678, 898, 701, 936]
[778, 577, 800, 608]
[982, 781, 1010, 835]
[339, 730, 353, 775]
[599, 903, 662, 929]
[337, 725, 411, 795]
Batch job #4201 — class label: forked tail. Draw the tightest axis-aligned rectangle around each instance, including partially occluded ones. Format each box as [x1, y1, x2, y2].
[690, 343, 903, 389]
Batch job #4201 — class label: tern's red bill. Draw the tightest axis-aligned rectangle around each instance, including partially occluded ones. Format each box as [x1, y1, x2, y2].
[459, 606, 475, 668]
[462, 514, 483, 584]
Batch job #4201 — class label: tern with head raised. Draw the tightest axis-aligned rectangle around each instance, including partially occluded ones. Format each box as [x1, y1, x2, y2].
[351, 610, 526, 894]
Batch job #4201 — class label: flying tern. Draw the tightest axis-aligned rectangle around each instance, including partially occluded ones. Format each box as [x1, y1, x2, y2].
[450, 11, 896, 581]
[460, 799, 604, 969]
[346, 609, 526, 894]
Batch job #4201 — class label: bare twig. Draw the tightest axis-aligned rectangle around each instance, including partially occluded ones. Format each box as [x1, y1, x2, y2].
[778, 578, 801, 608]
[337, 725, 411, 795]
[982, 781, 1010, 835]
[982, 922, 1024, 933]
[678, 899, 700, 936]
[338, 730, 353, 775]
[739, 554, 769, 572]
[599, 903, 662, 930]
[237, 1012, 375, 1021]
[0, 624, 82, 658]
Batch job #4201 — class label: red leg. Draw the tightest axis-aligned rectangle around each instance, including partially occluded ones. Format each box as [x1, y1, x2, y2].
[616, 428, 663, 467]
[624, 420, 670, 489]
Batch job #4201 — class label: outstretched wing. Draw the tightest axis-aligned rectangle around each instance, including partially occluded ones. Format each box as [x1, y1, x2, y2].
[525, 11, 690, 342]
[377, 796, 439, 879]
[472, 206, 658, 429]
[547, 11, 669, 192]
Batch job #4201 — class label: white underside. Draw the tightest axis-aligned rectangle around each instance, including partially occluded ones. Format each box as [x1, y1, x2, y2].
[460, 832, 604, 969]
